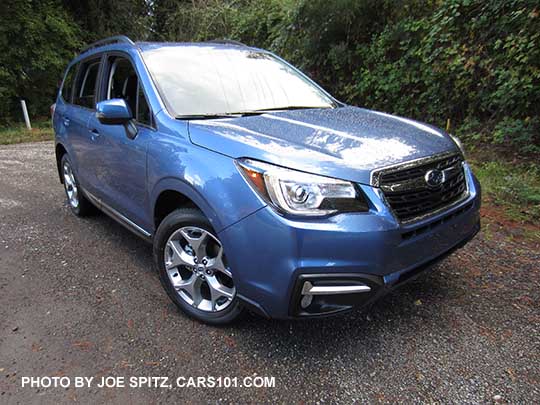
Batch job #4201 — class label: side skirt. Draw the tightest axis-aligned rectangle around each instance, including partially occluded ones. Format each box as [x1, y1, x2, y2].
[83, 190, 153, 243]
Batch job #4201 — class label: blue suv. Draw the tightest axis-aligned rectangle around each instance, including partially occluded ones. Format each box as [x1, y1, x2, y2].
[53, 36, 481, 324]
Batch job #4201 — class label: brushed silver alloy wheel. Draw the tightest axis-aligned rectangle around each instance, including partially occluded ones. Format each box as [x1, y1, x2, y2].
[63, 160, 79, 208]
[164, 226, 235, 312]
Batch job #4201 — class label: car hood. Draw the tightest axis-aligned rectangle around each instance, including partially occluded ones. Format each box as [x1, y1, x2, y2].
[188, 106, 458, 185]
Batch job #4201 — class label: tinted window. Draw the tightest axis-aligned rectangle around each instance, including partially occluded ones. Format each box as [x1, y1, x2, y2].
[106, 56, 152, 126]
[137, 85, 151, 126]
[61, 63, 78, 102]
[142, 46, 335, 117]
[74, 59, 100, 108]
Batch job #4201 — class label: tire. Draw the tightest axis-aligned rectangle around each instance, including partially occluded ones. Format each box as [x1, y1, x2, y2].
[60, 154, 95, 217]
[153, 208, 244, 325]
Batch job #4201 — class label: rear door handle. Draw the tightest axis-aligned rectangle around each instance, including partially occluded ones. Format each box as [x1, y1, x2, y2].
[63, 116, 70, 126]
[90, 128, 100, 136]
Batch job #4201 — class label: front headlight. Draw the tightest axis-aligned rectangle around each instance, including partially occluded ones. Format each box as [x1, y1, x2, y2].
[236, 159, 369, 216]
[449, 134, 466, 158]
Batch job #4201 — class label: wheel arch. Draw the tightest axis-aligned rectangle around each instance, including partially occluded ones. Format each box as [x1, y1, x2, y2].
[55, 143, 68, 183]
[151, 177, 224, 234]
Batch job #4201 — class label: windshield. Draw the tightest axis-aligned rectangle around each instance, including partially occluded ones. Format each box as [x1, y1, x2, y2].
[142, 45, 335, 117]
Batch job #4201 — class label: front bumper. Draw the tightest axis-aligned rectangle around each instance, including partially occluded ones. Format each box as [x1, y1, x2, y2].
[289, 219, 479, 317]
[218, 167, 481, 319]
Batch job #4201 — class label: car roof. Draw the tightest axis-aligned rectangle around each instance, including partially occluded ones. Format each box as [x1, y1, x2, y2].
[72, 36, 261, 66]
[136, 41, 259, 52]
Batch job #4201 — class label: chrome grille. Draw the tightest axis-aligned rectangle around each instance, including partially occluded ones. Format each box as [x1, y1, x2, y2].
[372, 153, 468, 222]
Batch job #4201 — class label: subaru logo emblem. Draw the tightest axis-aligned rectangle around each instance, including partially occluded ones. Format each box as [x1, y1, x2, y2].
[425, 169, 445, 188]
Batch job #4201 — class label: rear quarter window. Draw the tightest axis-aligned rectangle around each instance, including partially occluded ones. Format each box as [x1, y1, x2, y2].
[61, 63, 78, 103]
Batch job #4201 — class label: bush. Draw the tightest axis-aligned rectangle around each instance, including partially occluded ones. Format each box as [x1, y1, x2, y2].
[350, 1, 540, 145]
[0, 0, 81, 122]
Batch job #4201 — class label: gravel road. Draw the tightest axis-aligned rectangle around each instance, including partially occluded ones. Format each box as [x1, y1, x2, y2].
[1, 141, 539, 404]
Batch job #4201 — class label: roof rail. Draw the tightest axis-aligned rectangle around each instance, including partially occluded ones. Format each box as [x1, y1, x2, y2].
[205, 39, 247, 47]
[81, 35, 135, 53]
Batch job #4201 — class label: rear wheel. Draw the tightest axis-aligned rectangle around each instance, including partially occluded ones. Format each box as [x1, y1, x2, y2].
[154, 208, 243, 325]
[61, 154, 95, 216]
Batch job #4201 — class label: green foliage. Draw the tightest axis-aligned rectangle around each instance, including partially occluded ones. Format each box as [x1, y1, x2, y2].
[493, 117, 540, 153]
[472, 160, 540, 221]
[0, 0, 538, 155]
[0, 120, 54, 145]
[0, 0, 81, 121]
[349, 0, 540, 151]
[61, 0, 152, 42]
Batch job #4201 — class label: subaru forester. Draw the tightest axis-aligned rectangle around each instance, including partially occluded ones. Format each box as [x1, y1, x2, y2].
[53, 36, 481, 324]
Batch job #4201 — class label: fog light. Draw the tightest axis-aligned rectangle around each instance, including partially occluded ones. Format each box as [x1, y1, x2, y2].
[300, 280, 372, 309]
[296, 277, 379, 316]
[301, 281, 371, 295]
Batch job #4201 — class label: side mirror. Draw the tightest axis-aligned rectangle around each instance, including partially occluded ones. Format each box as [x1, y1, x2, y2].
[96, 98, 138, 139]
[96, 99, 133, 125]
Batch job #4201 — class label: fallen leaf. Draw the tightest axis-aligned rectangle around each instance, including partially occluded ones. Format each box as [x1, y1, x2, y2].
[502, 330, 513, 339]
[506, 368, 516, 382]
[223, 335, 236, 348]
[72, 341, 92, 350]
[118, 360, 132, 369]
[31, 343, 43, 352]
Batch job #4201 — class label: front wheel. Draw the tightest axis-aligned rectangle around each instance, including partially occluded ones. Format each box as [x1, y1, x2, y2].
[153, 208, 244, 325]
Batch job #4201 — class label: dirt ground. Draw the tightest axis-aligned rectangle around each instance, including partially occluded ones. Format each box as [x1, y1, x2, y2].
[1, 141, 538, 403]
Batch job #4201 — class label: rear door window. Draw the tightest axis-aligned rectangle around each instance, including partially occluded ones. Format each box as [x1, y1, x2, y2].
[73, 58, 101, 109]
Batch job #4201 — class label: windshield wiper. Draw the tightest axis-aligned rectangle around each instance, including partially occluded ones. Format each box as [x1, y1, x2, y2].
[247, 106, 334, 113]
[175, 111, 265, 120]
[174, 106, 332, 120]
[175, 114, 238, 120]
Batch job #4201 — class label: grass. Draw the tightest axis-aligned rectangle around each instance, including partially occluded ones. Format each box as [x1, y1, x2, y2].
[470, 159, 540, 222]
[0, 120, 54, 145]
[469, 154, 540, 243]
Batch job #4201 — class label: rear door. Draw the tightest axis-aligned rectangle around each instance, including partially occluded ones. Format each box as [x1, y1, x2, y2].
[69, 55, 104, 193]
[87, 53, 154, 229]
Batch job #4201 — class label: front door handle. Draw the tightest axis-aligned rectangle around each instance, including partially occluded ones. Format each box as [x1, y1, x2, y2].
[63, 116, 70, 127]
[90, 128, 100, 136]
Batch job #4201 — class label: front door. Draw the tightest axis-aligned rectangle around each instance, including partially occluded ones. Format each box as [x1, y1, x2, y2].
[89, 55, 154, 230]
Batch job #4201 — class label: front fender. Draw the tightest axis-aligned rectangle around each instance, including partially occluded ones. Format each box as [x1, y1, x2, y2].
[147, 140, 266, 234]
